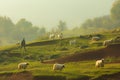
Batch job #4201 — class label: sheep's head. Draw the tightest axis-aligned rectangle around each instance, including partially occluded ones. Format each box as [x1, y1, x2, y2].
[26, 62, 29, 65]
[62, 65, 65, 68]
[101, 58, 104, 60]
[101, 58, 104, 62]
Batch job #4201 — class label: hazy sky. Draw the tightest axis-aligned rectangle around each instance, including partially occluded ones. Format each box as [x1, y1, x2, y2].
[0, 0, 114, 30]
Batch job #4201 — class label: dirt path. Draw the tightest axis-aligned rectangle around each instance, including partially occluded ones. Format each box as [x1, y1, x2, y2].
[92, 72, 120, 80]
[44, 44, 120, 63]
[0, 71, 120, 80]
[0, 71, 33, 80]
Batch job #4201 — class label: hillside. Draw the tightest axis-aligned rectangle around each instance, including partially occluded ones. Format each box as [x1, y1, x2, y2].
[0, 29, 120, 63]
[45, 44, 120, 63]
[0, 29, 120, 80]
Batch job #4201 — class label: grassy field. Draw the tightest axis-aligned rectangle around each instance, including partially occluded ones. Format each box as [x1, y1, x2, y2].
[0, 31, 120, 80]
[0, 61, 120, 80]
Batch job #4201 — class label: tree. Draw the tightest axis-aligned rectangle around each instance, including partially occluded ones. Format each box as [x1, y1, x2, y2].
[81, 19, 93, 29]
[16, 18, 33, 32]
[111, 0, 120, 21]
[0, 16, 14, 37]
[38, 27, 46, 36]
[0, 16, 47, 45]
[15, 18, 41, 41]
[57, 20, 67, 31]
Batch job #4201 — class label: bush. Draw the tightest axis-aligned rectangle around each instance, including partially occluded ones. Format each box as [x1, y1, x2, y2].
[79, 45, 89, 49]
[24, 54, 36, 60]
[59, 47, 68, 51]
[50, 54, 60, 59]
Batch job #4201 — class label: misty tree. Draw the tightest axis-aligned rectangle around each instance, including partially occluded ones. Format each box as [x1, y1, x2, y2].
[15, 18, 41, 41]
[0, 16, 48, 45]
[0, 16, 14, 37]
[111, 0, 120, 21]
[51, 27, 56, 33]
[79, 15, 117, 34]
[16, 18, 33, 32]
[72, 26, 79, 31]
[110, 0, 120, 28]
[38, 27, 46, 36]
[15, 18, 32, 40]
[57, 20, 67, 32]
[81, 19, 93, 29]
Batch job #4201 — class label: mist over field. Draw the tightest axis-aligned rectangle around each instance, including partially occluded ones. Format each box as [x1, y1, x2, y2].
[0, 0, 118, 46]
[0, 0, 113, 29]
[0, 1, 120, 80]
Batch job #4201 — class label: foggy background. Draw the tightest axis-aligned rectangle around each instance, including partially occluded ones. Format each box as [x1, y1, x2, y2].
[0, 0, 119, 46]
[0, 0, 113, 30]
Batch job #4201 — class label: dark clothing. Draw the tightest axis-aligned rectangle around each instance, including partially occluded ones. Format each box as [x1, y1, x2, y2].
[21, 39, 26, 51]
[21, 39, 26, 47]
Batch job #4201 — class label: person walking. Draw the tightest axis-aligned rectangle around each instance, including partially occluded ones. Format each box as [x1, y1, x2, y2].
[21, 38, 26, 51]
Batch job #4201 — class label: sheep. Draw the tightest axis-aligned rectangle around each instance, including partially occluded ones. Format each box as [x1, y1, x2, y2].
[49, 34, 55, 40]
[95, 59, 104, 68]
[114, 36, 120, 42]
[18, 62, 29, 70]
[91, 36, 100, 41]
[69, 40, 76, 46]
[103, 39, 113, 46]
[53, 63, 65, 71]
[57, 33, 63, 39]
[16, 41, 20, 48]
[16, 41, 20, 46]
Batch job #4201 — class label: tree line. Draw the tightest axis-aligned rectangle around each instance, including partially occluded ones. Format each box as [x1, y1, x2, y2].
[0, 17, 46, 45]
[1, 0, 120, 45]
[0, 16, 68, 45]
[71, 0, 120, 35]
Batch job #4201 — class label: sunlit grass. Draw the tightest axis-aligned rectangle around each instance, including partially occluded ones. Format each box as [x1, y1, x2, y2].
[0, 61, 119, 79]
[0, 31, 120, 79]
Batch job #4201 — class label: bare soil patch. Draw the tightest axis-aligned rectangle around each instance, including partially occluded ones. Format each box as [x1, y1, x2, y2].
[44, 44, 120, 63]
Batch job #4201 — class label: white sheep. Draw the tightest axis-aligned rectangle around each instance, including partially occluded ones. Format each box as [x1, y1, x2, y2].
[91, 36, 100, 41]
[103, 39, 113, 46]
[49, 34, 55, 40]
[95, 59, 104, 68]
[18, 62, 29, 70]
[57, 33, 63, 39]
[69, 40, 76, 45]
[53, 63, 65, 71]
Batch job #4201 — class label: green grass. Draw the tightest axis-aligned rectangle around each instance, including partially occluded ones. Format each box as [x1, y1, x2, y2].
[0, 30, 120, 79]
[0, 61, 119, 79]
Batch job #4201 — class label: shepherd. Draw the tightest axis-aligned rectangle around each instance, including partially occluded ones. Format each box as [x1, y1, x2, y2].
[21, 38, 26, 51]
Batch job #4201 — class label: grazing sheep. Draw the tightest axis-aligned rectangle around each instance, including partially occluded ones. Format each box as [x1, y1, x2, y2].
[95, 59, 104, 68]
[53, 63, 65, 71]
[69, 40, 76, 45]
[91, 36, 100, 41]
[16, 41, 20, 48]
[18, 62, 29, 70]
[16, 41, 20, 46]
[103, 39, 113, 46]
[49, 34, 55, 40]
[114, 36, 120, 42]
[57, 33, 63, 39]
